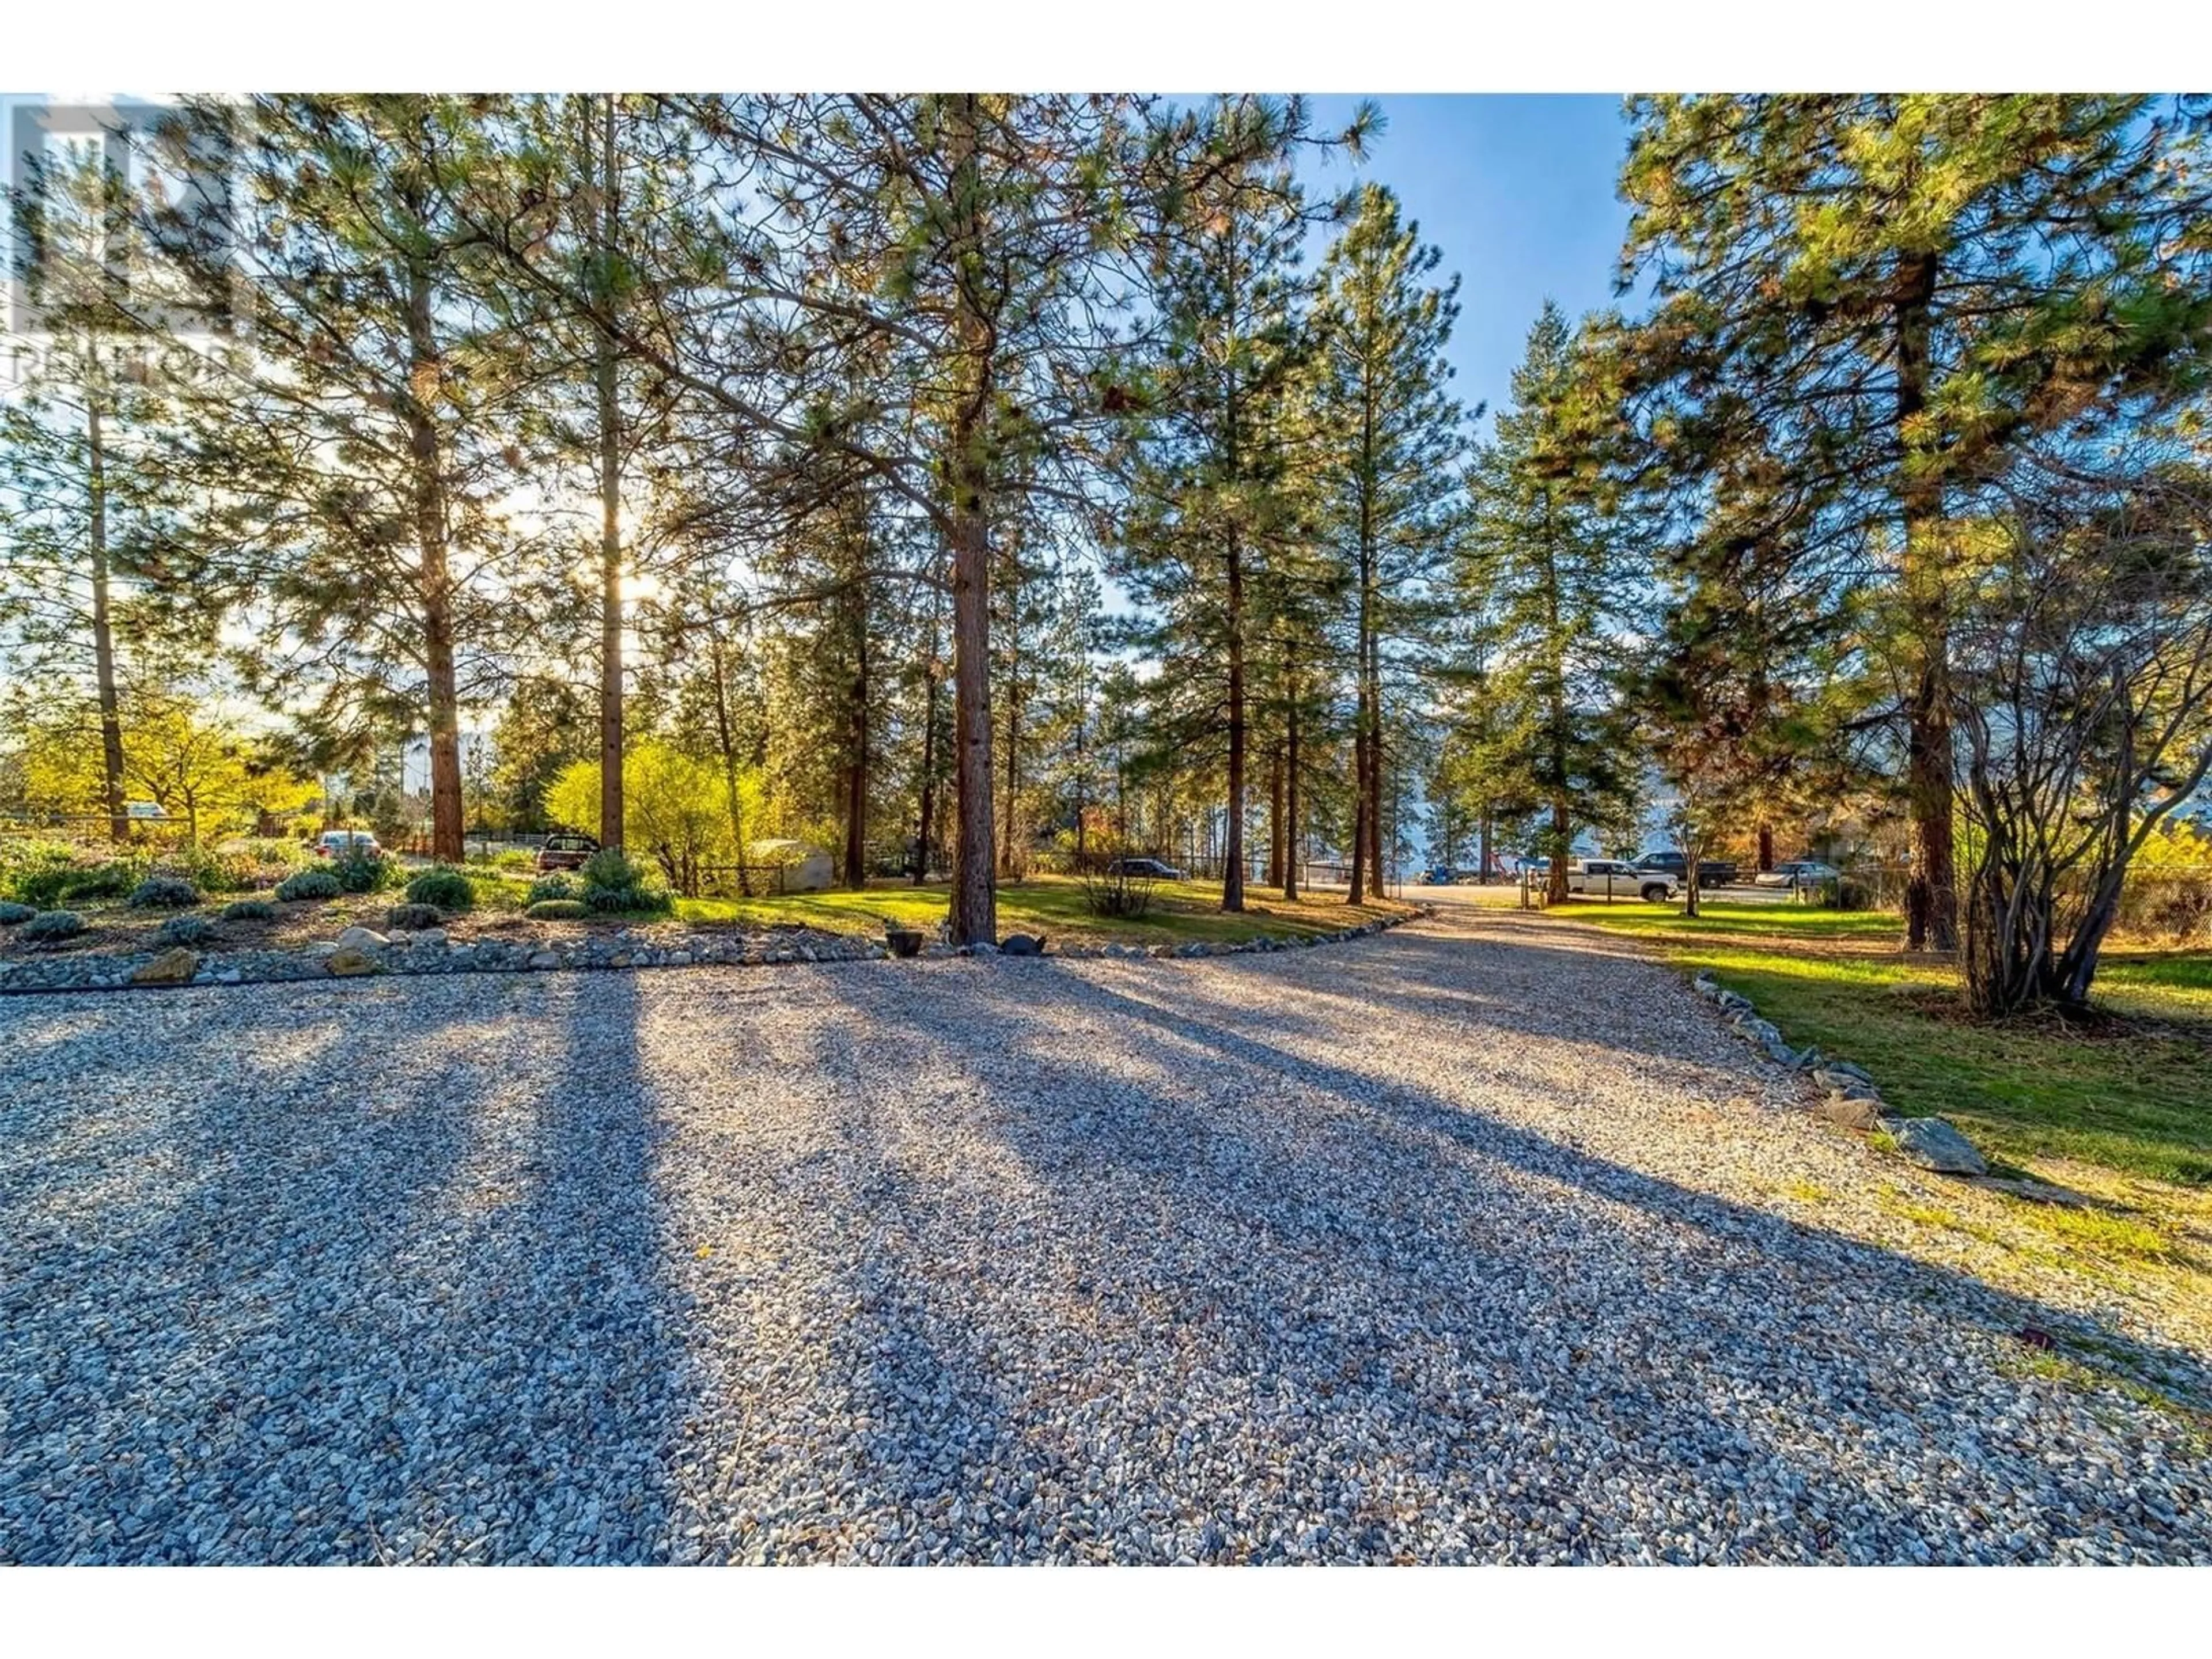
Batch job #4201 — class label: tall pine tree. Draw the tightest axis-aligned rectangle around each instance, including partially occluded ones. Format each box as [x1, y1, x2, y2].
[1615, 94, 2212, 948]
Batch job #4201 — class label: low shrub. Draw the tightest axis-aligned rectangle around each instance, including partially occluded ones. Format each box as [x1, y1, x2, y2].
[526, 872, 580, 905]
[0, 900, 34, 926]
[127, 874, 203, 910]
[20, 909, 86, 943]
[492, 849, 535, 872]
[9, 867, 74, 908]
[1812, 874, 1877, 911]
[55, 859, 148, 905]
[331, 849, 397, 893]
[157, 914, 214, 947]
[2118, 869, 2212, 945]
[404, 865, 474, 911]
[1077, 862, 1157, 919]
[578, 847, 673, 914]
[0, 838, 81, 907]
[579, 846, 647, 891]
[582, 881, 673, 915]
[221, 897, 276, 921]
[387, 902, 442, 930]
[275, 868, 343, 902]
[526, 899, 590, 921]
[152, 839, 305, 895]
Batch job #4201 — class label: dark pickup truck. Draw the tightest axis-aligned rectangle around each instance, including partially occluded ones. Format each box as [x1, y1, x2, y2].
[1635, 850, 1739, 888]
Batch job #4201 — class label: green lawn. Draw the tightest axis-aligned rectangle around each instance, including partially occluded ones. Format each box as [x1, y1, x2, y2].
[449, 861, 1407, 941]
[671, 874, 1407, 944]
[1547, 898, 1903, 942]
[1550, 902, 2212, 1188]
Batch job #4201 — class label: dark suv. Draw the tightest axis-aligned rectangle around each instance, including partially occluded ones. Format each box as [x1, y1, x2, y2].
[1105, 857, 1186, 881]
[1635, 849, 1738, 888]
[535, 831, 600, 873]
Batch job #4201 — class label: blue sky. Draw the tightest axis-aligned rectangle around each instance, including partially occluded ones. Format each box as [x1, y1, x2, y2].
[1303, 94, 1635, 435]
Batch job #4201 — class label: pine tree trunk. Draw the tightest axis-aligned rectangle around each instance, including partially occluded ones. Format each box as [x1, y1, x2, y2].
[1548, 796, 1570, 906]
[1479, 809, 1493, 885]
[999, 642, 1020, 878]
[1348, 723, 1369, 906]
[595, 95, 626, 853]
[1540, 485, 1570, 907]
[404, 261, 465, 864]
[86, 400, 128, 843]
[1267, 741, 1284, 889]
[1073, 700, 1089, 863]
[916, 660, 939, 885]
[1363, 634, 1384, 897]
[1895, 247, 1957, 952]
[1222, 530, 1247, 913]
[707, 629, 751, 898]
[1283, 663, 1301, 900]
[1756, 821, 1774, 873]
[949, 496, 994, 939]
[844, 611, 869, 889]
[945, 96, 997, 946]
[1366, 681, 1384, 894]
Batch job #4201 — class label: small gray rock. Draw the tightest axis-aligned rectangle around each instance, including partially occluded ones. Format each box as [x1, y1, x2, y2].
[1885, 1116, 1987, 1176]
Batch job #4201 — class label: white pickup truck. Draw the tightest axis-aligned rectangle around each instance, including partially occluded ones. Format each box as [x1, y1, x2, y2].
[1527, 858, 1677, 903]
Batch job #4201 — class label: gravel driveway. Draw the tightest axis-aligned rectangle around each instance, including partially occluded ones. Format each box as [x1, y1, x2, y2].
[3, 905, 2206, 1563]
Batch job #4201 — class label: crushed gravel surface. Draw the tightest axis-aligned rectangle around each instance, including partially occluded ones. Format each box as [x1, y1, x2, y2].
[2, 903, 2206, 1563]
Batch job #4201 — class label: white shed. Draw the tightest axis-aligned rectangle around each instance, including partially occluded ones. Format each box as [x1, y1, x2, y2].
[747, 839, 834, 893]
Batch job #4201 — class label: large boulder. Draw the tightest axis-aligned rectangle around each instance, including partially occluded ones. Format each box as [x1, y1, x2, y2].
[1886, 1116, 1987, 1176]
[131, 946, 200, 986]
[325, 944, 382, 977]
[334, 925, 389, 952]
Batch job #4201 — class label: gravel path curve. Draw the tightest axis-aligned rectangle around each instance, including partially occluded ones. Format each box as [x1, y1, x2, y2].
[2, 904, 2206, 1563]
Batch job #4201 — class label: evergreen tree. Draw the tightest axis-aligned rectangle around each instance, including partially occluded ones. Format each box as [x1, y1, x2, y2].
[1119, 97, 1318, 912]
[1309, 182, 1469, 903]
[1615, 94, 2212, 948]
[1462, 303, 1642, 904]
[144, 95, 551, 862]
[2, 139, 199, 839]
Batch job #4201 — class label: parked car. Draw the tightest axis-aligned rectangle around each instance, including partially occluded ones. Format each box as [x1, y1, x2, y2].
[1635, 849, 1739, 888]
[535, 831, 601, 873]
[1521, 856, 1676, 903]
[1565, 858, 1677, 903]
[1105, 857, 1186, 881]
[1753, 859, 1841, 890]
[1422, 865, 1461, 885]
[315, 829, 381, 859]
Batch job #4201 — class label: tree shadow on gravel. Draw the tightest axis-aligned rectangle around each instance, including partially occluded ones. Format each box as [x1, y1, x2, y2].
[0, 972, 688, 1565]
[987, 960, 2212, 1399]
[1251, 921, 1758, 1075]
[902, 961, 2212, 1562]
[658, 1004, 1036, 1563]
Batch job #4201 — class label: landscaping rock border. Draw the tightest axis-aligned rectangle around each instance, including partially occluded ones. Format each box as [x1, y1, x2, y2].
[1689, 968, 1987, 1178]
[0, 908, 1426, 998]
